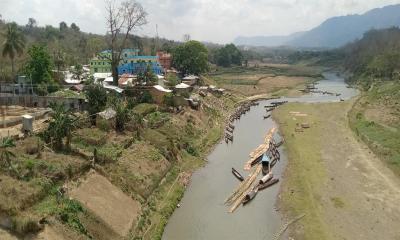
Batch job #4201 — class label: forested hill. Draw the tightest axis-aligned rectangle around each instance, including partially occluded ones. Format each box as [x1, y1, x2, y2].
[342, 27, 400, 86]
[235, 4, 400, 48]
[0, 19, 177, 82]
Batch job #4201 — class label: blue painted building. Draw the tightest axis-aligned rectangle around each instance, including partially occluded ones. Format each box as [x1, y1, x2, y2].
[118, 57, 164, 75]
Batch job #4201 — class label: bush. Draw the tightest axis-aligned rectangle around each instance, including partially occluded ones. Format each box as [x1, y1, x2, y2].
[11, 216, 42, 234]
[96, 144, 123, 164]
[163, 93, 175, 107]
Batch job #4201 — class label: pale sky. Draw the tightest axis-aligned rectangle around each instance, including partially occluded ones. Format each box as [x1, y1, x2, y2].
[1, 0, 400, 44]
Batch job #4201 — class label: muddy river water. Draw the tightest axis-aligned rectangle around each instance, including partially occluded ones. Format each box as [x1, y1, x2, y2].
[163, 73, 358, 240]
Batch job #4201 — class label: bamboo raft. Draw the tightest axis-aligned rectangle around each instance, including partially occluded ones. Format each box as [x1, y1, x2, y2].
[245, 128, 276, 170]
[225, 128, 277, 213]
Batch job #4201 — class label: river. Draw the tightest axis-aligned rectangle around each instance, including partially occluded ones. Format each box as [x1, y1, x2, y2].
[162, 73, 358, 240]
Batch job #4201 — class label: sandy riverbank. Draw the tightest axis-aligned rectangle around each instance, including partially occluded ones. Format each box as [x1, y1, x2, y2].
[273, 100, 400, 240]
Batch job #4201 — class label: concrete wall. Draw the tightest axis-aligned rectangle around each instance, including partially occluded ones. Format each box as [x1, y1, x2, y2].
[0, 95, 86, 111]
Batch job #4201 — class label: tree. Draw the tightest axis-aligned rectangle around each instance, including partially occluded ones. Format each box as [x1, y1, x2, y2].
[70, 23, 80, 32]
[26, 18, 37, 29]
[2, 22, 25, 78]
[72, 63, 84, 80]
[108, 96, 131, 132]
[105, 0, 148, 85]
[25, 45, 56, 94]
[137, 63, 156, 85]
[0, 137, 16, 172]
[172, 40, 209, 75]
[44, 103, 77, 150]
[215, 43, 243, 67]
[59, 21, 68, 31]
[85, 81, 108, 125]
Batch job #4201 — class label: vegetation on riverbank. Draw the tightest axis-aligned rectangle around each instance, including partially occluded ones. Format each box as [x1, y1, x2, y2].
[205, 64, 323, 97]
[349, 81, 400, 176]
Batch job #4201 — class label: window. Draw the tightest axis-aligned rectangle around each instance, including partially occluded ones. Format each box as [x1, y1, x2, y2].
[94, 68, 98, 72]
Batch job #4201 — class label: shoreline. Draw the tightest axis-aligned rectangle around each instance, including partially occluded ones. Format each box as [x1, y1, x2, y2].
[140, 73, 321, 239]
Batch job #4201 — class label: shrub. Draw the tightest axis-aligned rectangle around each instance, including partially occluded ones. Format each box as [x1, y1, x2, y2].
[11, 216, 42, 234]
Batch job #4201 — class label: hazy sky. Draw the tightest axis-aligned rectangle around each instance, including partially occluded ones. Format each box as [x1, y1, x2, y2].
[1, 0, 400, 43]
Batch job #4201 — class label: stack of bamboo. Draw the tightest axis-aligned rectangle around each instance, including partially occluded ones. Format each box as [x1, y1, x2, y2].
[225, 128, 276, 213]
[244, 127, 276, 170]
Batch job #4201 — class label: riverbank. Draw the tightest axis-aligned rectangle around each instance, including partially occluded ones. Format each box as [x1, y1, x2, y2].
[273, 100, 400, 240]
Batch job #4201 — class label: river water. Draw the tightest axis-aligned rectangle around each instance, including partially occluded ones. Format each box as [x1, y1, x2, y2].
[162, 73, 358, 240]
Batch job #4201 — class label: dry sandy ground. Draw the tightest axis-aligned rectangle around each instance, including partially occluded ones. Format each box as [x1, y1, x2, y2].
[69, 170, 141, 238]
[0, 228, 18, 240]
[320, 101, 400, 240]
[276, 100, 400, 240]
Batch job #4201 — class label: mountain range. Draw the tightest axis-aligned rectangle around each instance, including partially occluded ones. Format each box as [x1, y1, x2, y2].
[234, 4, 400, 48]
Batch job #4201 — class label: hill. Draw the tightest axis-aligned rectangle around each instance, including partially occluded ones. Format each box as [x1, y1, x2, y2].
[235, 4, 400, 48]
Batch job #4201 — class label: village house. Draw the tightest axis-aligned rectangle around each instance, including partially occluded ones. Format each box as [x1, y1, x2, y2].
[157, 51, 172, 70]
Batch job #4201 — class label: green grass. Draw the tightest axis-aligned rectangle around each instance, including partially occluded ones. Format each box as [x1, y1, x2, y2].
[349, 81, 400, 176]
[330, 197, 345, 209]
[273, 103, 330, 240]
[133, 103, 158, 116]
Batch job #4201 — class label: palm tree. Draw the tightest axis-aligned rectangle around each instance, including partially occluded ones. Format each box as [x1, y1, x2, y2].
[2, 23, 25, 78]
[0, 137, 16, 170]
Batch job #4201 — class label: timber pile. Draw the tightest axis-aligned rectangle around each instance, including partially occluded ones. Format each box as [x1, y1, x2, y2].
[225, 127, 278, 213]
[244, 128, 276, 170]
[225, 165, 262, 213]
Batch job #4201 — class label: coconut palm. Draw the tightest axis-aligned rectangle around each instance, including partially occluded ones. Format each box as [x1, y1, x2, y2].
[0, 137, 16, 170]
[2, 22, 25, 78]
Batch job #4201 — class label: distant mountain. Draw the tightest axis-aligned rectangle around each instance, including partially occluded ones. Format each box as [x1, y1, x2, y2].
[235, 4, 400, 48]
[234, 32, 304, 47]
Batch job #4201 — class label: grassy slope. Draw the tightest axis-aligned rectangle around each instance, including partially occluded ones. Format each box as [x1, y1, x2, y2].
[273, 103, 330, 240]
[349, 81, 400, 176]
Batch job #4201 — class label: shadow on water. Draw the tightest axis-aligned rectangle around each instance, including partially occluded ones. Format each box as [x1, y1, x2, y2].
[162, 73, 358, 240]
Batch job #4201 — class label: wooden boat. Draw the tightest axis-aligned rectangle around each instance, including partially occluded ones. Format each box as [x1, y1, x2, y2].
[228, 123, 235, 129]
[265, 108, 274, 112]
[258, 178, 279, 191]
[264, 105, 275, 108]
[231, 168, 244, 182]
[275, 139, 285, 148]
[242, 189, 258, 205]
[259, 172, 273, 185]
[263, 114, 271, 119]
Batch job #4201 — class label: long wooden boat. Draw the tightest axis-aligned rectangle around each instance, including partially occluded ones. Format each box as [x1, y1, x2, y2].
[275, 139, 285, 148]
[242, 189, 258, 205]
[263, 114, 271, 119]
[258, 178, 279, 191]
[231, 168, 244, 182]
[259, 172, 273, 185]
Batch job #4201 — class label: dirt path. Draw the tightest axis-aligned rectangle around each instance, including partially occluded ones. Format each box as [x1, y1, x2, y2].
[274, 100, 400, 240]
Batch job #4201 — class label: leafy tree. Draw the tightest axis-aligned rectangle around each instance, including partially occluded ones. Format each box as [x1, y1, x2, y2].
[44, 103, 77, 150]
[59, 22, 68, 31]
[25, 45, 57, 95]
[72, 63, 84, 80]
[2, 22, 25, 77]
[0, 137, 16, 172]
[26, 18, 37, 29]
[165, 73, 179, 87]
[172, 40, 209, 75]
[108, 97, 131, 132]
[85, 81, 108, 125]
[137, 64, 157, 86]
[70, 23, 80, 32]
[215, 44, 243, 67]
